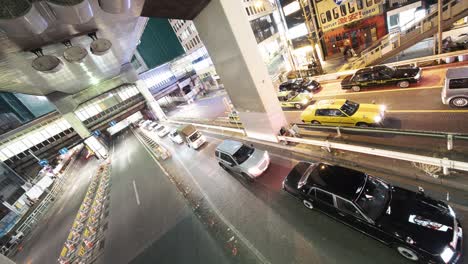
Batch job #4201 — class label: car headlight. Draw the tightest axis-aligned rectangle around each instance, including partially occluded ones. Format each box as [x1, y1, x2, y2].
[248, 167, 262, 176]
[301, 99, 309, 105]
[374, 116, 382, 123]
[440, 246, 455, 263]
[380, 105, 387, 111]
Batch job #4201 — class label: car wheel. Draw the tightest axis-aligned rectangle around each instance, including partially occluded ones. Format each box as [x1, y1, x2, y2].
[356, 122, 370, 127]
[396, 246, 419, 261]
[351, 86, 361, 92]
[311, 120, 321, 125]
[398, 81, 410, 88]
[294, 103, 302, 109]
[219, 163, 229, 171]
[303, 200, 314, 209]
[241, 172, 254, 182]
[449, 97, 468, 108]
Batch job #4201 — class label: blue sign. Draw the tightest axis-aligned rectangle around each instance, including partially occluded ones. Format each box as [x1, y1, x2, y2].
[333, 0, 343, 5]
[92, 130, 101, 137]
[109, 120, 117, 127]
[59, 147, 68, 155]
[38, 159, 48, 167]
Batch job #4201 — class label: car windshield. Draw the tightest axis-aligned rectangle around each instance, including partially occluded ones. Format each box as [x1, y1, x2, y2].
[157, 126, 165, 131]
[381, 66, 395, 77]
[170, 132, 178, 137]
[188, 131, 201, 141]
[298, 164, 316, 189]
[340, 100, 359, 116]
[232, 145, 255, 165]
[356, 176, 390, 221]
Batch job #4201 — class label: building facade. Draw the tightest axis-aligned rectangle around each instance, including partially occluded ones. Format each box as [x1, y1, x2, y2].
[0, 93, 55, 136]
[168, 0, 292, 79]
[314, 0, 387, 58]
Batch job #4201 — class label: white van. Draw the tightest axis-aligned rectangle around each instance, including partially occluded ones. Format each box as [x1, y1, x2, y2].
[441, 67, 468, 108]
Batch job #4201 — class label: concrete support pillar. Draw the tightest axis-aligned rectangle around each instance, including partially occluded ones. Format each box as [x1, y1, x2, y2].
[194, 0, 287, 142]
[47, 93, 108, 159]
[136, 80, 167, 121]
[62, 112, 91, 138]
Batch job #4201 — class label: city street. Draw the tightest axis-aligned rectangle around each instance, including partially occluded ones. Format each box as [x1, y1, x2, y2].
[139, 126, 468, 264]
[167, 65, 468, 133]
[97, 130, 228, 264]
[13, 155, 100, 264]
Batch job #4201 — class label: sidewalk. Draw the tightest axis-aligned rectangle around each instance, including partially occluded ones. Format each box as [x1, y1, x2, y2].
[12, 157, 101, 264]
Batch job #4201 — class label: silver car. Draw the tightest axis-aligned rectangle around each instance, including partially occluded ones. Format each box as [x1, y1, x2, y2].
[441, 67, 468, 108]
[215, 140, 270, 180]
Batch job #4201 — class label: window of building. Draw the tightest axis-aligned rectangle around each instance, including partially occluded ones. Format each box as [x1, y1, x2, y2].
[246, 7, 251, 16]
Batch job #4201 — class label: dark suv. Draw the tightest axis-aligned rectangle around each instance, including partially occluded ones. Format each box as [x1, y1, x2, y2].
[341, 65, 421, 92]
[279, 78, 321, 93]
[283, 162, 463, 263]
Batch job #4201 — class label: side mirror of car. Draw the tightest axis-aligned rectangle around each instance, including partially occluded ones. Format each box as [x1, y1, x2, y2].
[418, 186, 424, 194]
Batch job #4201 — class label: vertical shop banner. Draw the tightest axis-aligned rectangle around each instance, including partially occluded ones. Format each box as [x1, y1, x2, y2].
[316, 0, 382, 32]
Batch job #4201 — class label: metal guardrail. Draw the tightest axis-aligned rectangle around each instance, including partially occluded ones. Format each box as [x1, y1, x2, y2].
[165, 118, 468, 173]
[277, 135, 468, 173]
[166, 119, 245, 135]
[320, 49, 468, 80]
[5, 152, 80, 257]
[295, 123, 468, 150]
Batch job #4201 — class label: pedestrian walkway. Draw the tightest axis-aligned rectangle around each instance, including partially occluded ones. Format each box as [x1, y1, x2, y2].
[12, 158, 100, 264]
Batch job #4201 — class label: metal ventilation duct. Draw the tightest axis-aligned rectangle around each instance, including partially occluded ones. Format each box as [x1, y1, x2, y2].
[99, 0, 132, 14]
[46, 0, 93, 25]
[0, 0, 48, 36]
[31, 49, 63, 73]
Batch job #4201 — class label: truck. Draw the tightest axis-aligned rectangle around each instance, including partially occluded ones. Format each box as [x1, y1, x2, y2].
[177, 124, 206, 149]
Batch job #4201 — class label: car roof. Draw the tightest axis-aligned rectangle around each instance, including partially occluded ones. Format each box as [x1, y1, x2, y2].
[309, 163, 367, 200]
[314, 99, 347, 109]
[216, 140, 243, 155]
[446, 67, 468, 79]
[355, 65, 388, 74]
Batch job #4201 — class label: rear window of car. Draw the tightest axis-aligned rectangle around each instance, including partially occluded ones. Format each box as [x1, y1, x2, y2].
[448, 78, 468, 89]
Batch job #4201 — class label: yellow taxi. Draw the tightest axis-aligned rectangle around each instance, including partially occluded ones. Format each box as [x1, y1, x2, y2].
[300, 99, 386, 127]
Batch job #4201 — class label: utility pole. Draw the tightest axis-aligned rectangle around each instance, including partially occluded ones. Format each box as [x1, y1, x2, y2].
[298, 0, 324, 74]
[437, 0, 442, 57]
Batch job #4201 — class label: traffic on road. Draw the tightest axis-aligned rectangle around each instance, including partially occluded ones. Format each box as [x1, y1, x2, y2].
[135, 121, 466, 264]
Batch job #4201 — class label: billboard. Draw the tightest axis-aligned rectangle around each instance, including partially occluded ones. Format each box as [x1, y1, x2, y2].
[316, 0, 382, 32]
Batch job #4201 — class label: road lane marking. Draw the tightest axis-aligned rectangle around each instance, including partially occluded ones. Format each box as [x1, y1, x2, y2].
[387, 110, 468, 113]
[284, 109, 468, 113]
[132, 130, 271, 264]
[314, 85, 441, 98]
[132, 180, 141, 206]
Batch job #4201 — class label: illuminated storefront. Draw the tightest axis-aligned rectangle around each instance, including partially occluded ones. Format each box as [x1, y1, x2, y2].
[315, 0, 387, 57]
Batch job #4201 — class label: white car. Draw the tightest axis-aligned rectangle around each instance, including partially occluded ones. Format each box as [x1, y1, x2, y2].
[148, 122, 158, 131]
[152, 124, 162, 131]
[169, 130, 183, 144]
[157, 126, 170, 137]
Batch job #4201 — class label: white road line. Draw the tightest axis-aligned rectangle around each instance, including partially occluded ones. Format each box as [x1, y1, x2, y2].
[132, 180, 141, 206]
[135, 133, 271, 264]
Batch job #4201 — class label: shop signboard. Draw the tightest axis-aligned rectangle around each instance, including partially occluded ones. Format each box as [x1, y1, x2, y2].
[316, 0, 382, 32]
[59, 147, 69, 155]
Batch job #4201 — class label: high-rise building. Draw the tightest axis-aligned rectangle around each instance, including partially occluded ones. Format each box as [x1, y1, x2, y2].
[169, 0, 292, 79]
[0, 93, 55, 135]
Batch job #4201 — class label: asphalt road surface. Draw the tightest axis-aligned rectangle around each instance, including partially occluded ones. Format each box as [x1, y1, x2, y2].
[140, 126, 468, 264]
[167, 66, 468, 133]
[97, 130, 228, 264]
[13, 155, 100, 264]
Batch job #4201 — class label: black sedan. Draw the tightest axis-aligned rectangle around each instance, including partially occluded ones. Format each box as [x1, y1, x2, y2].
[341, 65, 421, 92]
[283, 162, 463, 263]
[279, 78, 321, 93]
